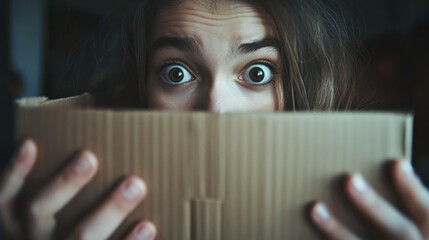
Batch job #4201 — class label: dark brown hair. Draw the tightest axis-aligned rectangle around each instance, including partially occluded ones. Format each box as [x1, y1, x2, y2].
[121, 0, 360, 110]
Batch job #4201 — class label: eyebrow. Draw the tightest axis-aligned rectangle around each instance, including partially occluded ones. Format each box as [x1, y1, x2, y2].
[236, 37, 280, 55]
[151, 36, 201, 54]
[150, 36, 280, 55]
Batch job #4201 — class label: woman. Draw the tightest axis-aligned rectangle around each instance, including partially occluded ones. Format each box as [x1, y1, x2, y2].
[1, 0, 428, 239]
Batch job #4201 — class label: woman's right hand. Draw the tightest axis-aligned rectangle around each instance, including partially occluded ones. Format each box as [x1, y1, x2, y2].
[0, 139, 157, 240]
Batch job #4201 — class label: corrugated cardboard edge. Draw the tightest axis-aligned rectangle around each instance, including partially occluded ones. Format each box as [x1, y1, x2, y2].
[405, 114, 413, 159]
[16, 93, 93, 108]
[15, 96, 49, 107]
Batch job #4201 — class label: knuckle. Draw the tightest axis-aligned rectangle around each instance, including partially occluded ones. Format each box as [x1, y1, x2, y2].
[57, 167, 84, 191]
[0, 172, 24, 202]
[28, 197, 53, 221]
[28, 199, 44, 218]
[58, 168, 76, 185]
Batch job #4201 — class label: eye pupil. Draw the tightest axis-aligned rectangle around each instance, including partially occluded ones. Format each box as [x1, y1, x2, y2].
[249, 67, 265, 82]
[168, 67, 184, 82]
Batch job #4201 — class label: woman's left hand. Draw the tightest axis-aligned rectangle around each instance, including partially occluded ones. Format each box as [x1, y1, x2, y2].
[310, 160, 429, 240]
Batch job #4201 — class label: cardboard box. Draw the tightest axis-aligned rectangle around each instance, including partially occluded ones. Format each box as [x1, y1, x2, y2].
[15, 94, 413, 239]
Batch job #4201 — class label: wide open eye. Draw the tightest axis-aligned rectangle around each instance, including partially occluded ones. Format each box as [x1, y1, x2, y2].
[241, 63, 274, 85]
[160, 63, 194, 85]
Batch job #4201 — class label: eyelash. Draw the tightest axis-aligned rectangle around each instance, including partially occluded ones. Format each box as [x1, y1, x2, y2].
[157, 60, 196, 86]
[158, 60, 194, 75]
[242, 60, 279, 88]
[157, 59, 279, 88]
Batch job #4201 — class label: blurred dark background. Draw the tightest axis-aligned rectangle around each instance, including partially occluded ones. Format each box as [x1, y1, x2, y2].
[0, 0, 428, 175]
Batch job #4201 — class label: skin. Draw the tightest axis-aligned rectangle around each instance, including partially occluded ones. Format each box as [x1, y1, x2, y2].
[0, 140, 156, 240]
[146, 0, 280, 112]
[1, 0, 429, 239]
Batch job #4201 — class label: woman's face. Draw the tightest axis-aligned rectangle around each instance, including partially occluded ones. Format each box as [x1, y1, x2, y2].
[146, 0, 281, 112]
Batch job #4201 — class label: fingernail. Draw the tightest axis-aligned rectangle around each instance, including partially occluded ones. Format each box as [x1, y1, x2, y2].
[136, 223, 156, 240]
[18, 140, 35, 159]
[122, 178, 145, 200]
[400, 160, 414, 176]
[313, 202, 330, 221]
[351, 174, 367, 193]
[74, 152, 96, 174]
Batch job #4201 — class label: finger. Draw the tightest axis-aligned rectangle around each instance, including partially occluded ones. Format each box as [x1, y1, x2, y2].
[124, 221, 157, 240]
[72, 176, 147, 240]
[0, 139, 37, 203]
[0, 139, 37, 238]
[393, 160, 429, 236]
[310, 201, 361, 240]
[346, 173, 422, 239]
[28, 151, 98, 239]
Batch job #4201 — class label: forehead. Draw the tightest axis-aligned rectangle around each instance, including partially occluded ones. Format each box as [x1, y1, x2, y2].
[151, 0, 276, 43]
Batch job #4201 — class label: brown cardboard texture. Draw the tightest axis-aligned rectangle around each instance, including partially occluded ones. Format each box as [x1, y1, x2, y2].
[15, 94, 413, 239]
